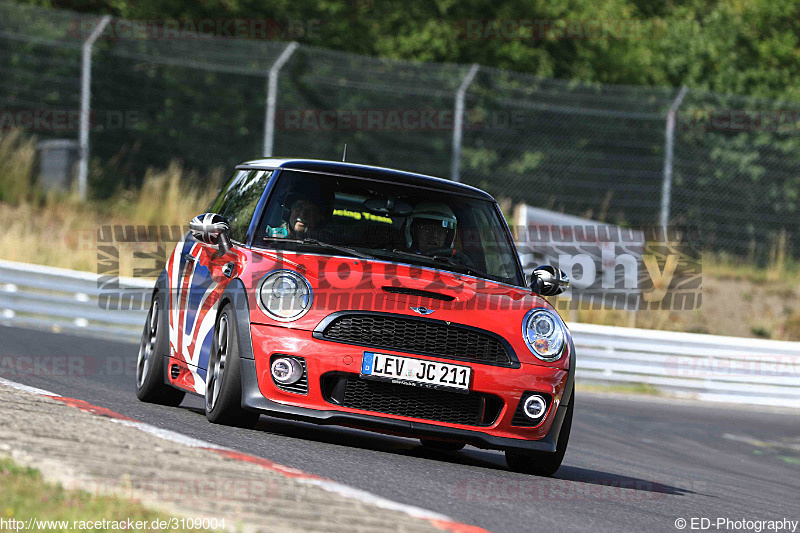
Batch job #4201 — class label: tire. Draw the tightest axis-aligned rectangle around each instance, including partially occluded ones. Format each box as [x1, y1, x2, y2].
[420, 439, 465, 451]
[135, 290, 185, 406]
[505, 389, 573, 477]
[204, 303, 260, 428]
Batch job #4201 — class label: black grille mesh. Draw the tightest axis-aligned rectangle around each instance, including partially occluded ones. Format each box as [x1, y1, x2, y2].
[340, 377, 497, 426]
[322, 314, 512, 365]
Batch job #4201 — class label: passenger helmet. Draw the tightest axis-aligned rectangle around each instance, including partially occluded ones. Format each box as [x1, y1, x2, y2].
[405, 202, 457, 249]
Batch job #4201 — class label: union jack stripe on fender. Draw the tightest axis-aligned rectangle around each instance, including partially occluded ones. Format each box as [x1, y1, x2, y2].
[166, 236, 229, 394]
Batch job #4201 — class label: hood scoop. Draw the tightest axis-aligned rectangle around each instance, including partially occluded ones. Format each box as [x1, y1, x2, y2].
[381, 286, 455, 302]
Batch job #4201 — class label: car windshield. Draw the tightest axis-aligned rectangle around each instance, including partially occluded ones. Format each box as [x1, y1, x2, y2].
[255, 170, 524, 285]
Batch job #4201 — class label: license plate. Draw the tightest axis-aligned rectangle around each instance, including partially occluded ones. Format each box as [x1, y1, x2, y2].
[360, 352, 471, 392]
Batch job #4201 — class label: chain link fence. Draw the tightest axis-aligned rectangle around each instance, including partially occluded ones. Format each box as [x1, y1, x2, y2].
[1, 1, 798, 260]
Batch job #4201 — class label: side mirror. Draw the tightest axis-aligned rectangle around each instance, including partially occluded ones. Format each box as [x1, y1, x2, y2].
[190, 213, 232, 258]
[529, 265, 570, 296]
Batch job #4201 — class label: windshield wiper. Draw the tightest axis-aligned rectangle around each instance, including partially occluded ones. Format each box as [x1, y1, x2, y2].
[263, 237, 373, 259]
[390, 249, 492, 279]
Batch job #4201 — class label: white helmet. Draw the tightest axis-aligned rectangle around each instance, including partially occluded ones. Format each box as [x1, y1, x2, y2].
[405, 202, 457, 249]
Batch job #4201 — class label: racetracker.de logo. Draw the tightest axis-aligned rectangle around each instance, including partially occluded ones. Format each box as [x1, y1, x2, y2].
[0, 109, 139, 131]
[0, 355, 135, 377]
[456, 18, 666, 40]
[276, 109, 525, 131]
[68, 477, 281, 502]
[67, 18, 322, 40]
[452, 477, 702, 502]
[677, 109, 800, 132]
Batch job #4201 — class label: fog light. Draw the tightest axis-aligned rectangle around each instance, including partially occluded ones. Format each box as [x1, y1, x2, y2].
[271, 357, 303, 385]
[523, 394, 547, 420]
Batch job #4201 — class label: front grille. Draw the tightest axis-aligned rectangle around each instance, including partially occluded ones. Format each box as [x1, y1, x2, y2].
[319, 313, 514, 366]
[322, 374, 502, 426]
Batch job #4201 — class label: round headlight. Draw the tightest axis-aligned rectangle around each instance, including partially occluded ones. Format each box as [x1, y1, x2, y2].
[523, 309, 566, 361]
[258, 270, 313, 321]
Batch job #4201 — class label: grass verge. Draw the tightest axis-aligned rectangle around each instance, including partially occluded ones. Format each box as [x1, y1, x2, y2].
[576, 382, 663, 396]
[0, 456, 216, 532]
[704, 250, 800, 285]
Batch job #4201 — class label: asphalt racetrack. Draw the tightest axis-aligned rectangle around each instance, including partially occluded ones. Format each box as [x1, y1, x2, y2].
[1, 324, 797, 532]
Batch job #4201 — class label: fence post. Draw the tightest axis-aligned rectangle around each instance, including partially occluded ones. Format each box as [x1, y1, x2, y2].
[78, 15, 111, 201]
[263, 42, 299, 157]
[660, 86, 688, 229]
[451, 64, 479, 182]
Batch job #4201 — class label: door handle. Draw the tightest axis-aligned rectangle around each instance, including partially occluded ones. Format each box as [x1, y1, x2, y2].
[183, 253, 196, 263]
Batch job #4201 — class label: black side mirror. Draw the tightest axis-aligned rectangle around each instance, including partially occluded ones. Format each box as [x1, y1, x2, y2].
[190, 213, 232, 258]
[529, 265, 570, 296]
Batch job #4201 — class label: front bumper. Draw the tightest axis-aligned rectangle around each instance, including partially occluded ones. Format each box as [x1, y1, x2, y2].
[241, 324, 573, 453]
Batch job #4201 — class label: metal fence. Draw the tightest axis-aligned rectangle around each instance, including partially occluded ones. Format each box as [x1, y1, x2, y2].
[1, 1, 800, 260]
[2, 259, 797, 408]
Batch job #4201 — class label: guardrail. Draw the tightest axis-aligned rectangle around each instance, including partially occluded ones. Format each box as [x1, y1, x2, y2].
[0, 259, 152, 342]
[1, 259, 797, 408]
[571, 323, 799, 408]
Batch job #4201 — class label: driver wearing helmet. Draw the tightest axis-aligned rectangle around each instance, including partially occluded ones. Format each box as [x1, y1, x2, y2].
[406, 202, 473, 266]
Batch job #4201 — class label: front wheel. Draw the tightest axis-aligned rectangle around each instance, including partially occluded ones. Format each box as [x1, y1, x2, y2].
[135, 290, 185, 406]
[505, 389, 573, 477]
[204, 303, 260, 428]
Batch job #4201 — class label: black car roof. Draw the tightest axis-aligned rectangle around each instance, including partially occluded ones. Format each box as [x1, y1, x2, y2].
[236, 158, 495, 201]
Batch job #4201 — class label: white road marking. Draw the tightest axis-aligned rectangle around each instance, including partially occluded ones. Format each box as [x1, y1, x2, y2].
[110, 419, 227, 449]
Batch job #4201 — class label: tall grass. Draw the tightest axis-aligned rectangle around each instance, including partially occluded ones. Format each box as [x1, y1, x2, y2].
[704, 248, 800, 284]
[0, 131, 37, 203]
[0, 132, 220, 273]
[110, 161, 222, 227]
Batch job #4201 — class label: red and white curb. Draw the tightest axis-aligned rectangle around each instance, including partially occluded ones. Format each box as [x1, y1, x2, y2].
[0, 376, 488, 533]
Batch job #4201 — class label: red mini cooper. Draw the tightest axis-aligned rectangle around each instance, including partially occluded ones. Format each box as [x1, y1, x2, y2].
[135, 159, 574, 476]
